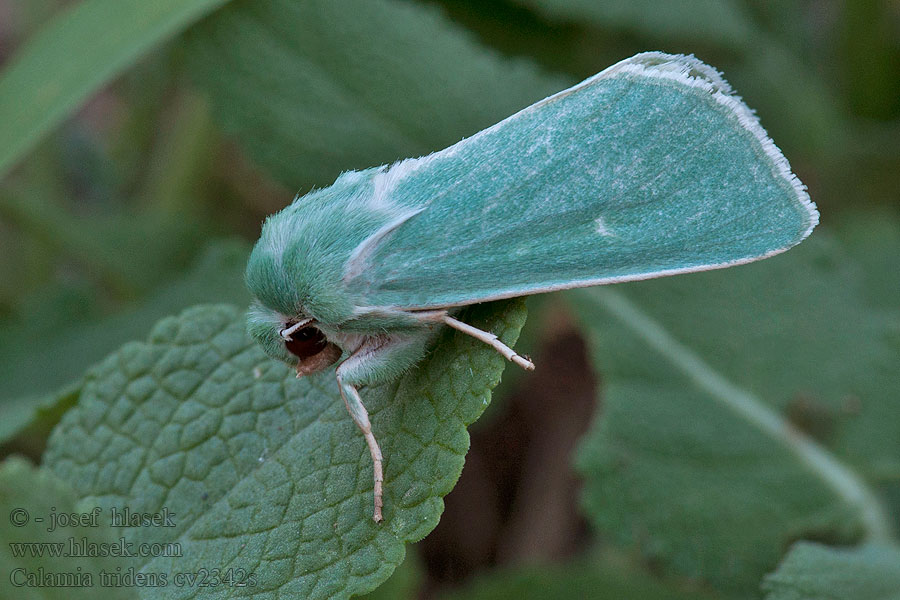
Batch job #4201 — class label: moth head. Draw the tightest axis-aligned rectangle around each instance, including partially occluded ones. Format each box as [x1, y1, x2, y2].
[246, 301, 342, 377]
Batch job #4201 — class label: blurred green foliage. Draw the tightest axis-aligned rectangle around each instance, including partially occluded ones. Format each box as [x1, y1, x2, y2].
[570, 231, 898, 593]
[0, 0, 898, 599]
[0, 458, 139, 599]
[763, 542, 900, 599]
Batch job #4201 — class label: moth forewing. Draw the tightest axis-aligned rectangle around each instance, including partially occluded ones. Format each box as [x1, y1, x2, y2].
[339, 53, 817, 309]
[245, 52, 818, 523]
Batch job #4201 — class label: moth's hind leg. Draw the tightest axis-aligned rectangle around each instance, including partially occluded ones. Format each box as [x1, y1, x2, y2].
[441, 315, 535, 370]
[335, 332, 435, 523]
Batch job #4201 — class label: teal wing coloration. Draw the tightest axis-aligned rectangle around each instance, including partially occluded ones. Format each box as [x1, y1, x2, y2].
[341, 52, 818, 311]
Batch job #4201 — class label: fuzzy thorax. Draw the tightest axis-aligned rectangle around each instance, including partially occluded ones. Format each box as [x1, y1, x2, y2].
[245, 166, 426, 327]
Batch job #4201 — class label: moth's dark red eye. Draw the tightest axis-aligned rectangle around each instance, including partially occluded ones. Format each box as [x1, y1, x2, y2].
[284, 327, 328, 360]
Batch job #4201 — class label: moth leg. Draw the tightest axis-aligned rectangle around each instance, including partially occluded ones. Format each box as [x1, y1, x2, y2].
[335, 372, 384, 523]
[334, 332, 434, 523]
[442, 315, 535, 370]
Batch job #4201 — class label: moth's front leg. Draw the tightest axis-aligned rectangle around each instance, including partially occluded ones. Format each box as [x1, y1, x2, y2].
[335, 374, 384, 522]
[334, 331, 434, 523]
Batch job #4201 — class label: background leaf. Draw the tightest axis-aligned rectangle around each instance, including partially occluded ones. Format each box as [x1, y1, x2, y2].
[513, 0, 757, 48]
[437, 556, 721, 600]
[763, 542, 900, 600]
[569, 230, 898, 594]
[0, 0, 232, 178]
[185, 0, 568, 188]
[0, 457, 138, 600]
[0, 240, 250, 405]
[833, 209, 900, 310]
[43, 300, 525, 598]
[0, 240, 251, 459]
[359, 549, 422, 600]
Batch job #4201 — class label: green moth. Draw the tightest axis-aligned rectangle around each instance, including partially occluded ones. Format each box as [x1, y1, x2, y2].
[246, 52, 818, 522]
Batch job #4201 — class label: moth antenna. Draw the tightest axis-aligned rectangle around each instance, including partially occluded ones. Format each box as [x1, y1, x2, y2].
[280, 317, 315, 340]
[442, 315, 535, 370]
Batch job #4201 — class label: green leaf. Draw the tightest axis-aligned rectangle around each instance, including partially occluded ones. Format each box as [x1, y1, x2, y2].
[0, 383, 81, 453]
[0, 0, 231, 179]
[359, 548, 422, 600]
[185, 0, 567, 188]
[0, 240, 250, 406]
[569, 231, 898, 594]
[763, 542, 900, 600]
[43, 300, 526, 598]
[0, 457, 138, 600]
[832, 208, 900, 310]
[0, 241, 251, 450]
[513, 0, 757, 48]
[0, 188, 206, 298]
[437, 558, 720, 600]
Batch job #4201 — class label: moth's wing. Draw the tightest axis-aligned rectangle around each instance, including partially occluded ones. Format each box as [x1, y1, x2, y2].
[343, 53, 818, 311]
